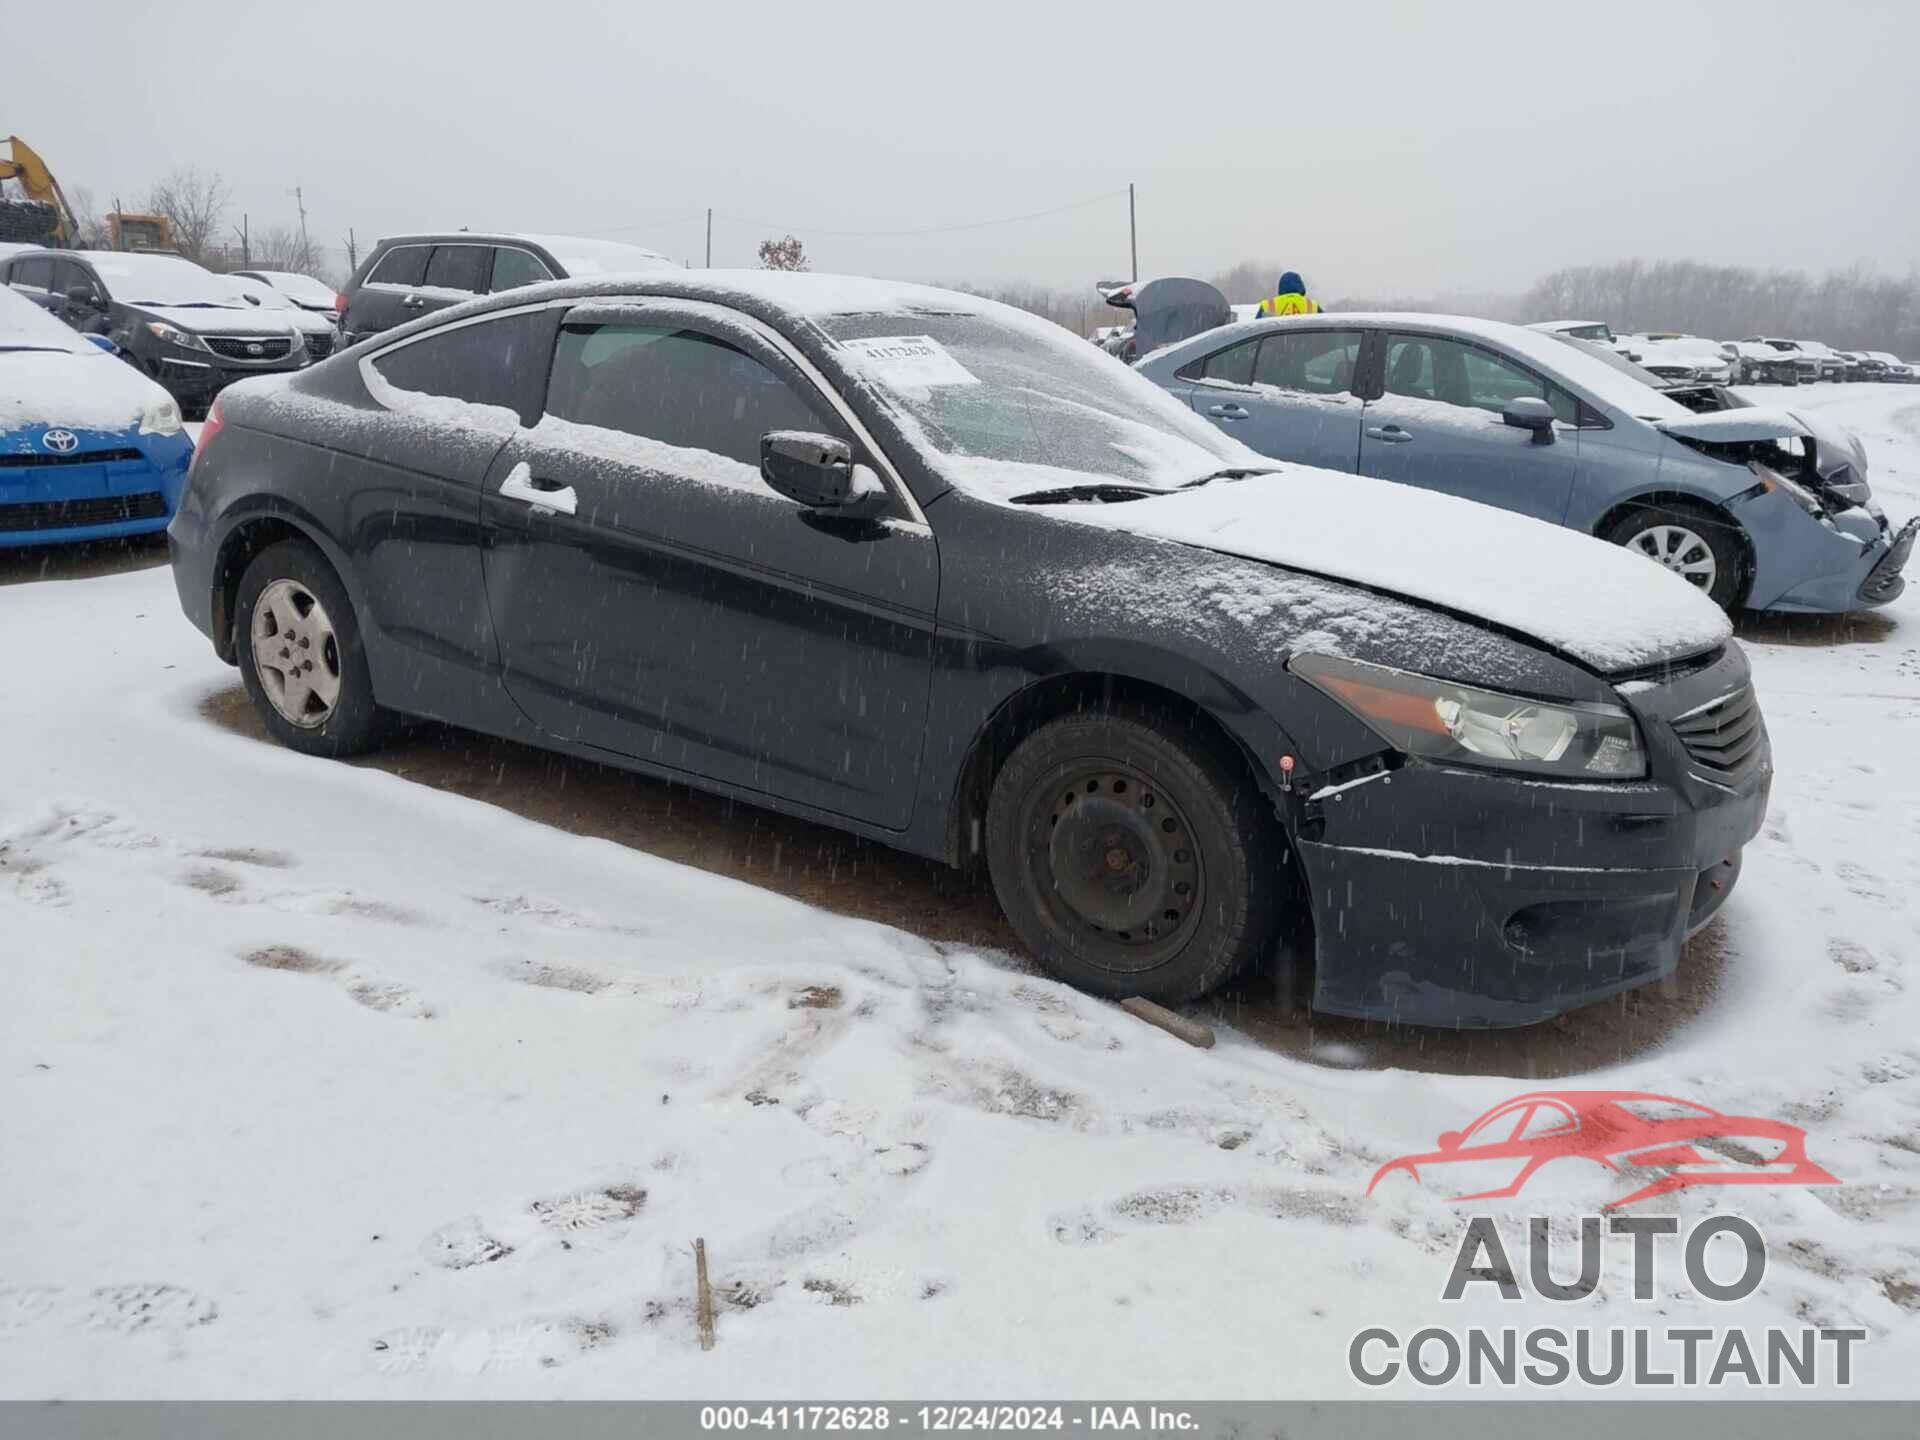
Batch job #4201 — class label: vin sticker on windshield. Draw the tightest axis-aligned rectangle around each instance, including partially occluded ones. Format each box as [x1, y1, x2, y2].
[839, 335, 980, 388]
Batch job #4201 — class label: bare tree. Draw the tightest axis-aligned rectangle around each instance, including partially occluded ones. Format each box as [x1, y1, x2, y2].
[145, 167, 231, 265]
[756, 234, 809, 271]
[62, 185, 112, 249]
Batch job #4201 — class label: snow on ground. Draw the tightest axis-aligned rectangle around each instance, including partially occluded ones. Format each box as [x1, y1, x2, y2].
[3, 385, 1920, 1398]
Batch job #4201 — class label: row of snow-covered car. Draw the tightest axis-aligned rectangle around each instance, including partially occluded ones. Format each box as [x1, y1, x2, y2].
[1534, 319, 1915, 386]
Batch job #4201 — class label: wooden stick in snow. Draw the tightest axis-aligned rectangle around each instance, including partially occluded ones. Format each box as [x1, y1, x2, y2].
[694, 1237, 715, 1351]
[1121, 996, 1216, 1049]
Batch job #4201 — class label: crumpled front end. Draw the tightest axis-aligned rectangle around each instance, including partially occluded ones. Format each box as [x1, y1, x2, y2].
[1292, 645, 1770, 1028]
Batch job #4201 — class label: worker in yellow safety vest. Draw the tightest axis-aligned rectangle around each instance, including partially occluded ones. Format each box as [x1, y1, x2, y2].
[1257, 270, 1321, 317]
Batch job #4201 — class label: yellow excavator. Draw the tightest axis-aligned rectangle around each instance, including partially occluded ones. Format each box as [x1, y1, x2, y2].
[0, 135, 173, 250]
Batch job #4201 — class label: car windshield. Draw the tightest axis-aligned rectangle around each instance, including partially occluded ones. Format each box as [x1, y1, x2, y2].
[88, 254, 248, 308]
[1545, 332, 1675, 390]
[0, 284, 93, 354]
[818, 309, 1257, 501]
[1563, 323, 1612, 341]
[255, 270, 336, 305]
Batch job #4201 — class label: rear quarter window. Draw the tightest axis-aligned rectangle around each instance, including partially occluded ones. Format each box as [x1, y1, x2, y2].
[367, 310, 551, 424]
[366, 245, 431, 288]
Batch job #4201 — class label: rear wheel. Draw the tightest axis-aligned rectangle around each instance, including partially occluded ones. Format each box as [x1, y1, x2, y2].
[1602, 503, 1746, 610]
[234, 539, 390, 757]
[985, 708, 1287, 1004]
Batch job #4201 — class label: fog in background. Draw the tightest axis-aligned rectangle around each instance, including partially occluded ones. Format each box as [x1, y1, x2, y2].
[14, 0, 1919, 300]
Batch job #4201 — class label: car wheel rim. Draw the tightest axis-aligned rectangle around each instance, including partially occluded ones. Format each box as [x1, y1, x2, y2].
[251, 579, 343, 729]
[1626, 525, 1717, 591]
[1036, 763, 1203, 967]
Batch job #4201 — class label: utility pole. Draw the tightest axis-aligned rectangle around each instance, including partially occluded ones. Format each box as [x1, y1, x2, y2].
[234, 213, 249, 266]
[344, 227, 357, 274]
[1128, 182, 1137, 283]
[705, 207, 712, 268]
[290, 185, 311, 270]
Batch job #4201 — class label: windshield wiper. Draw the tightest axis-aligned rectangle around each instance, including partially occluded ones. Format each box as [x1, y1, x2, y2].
[1179, 466, 1279, 488]
[1007, 482, 1174, 506]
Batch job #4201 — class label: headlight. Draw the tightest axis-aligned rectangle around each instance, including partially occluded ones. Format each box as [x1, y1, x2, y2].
[1751, 461, 1825, 517]
[137, 395, 182, 437]
[145, 322, 207, 351]
[1291, 653, 1647, 780]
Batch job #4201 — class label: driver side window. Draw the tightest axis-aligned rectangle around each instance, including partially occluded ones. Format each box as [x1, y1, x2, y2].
[546, 322, 834, 468]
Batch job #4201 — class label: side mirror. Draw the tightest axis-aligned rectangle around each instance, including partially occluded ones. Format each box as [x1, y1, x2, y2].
[66, 285, 100, 308]
[760, 431, 887, 517]
[1501, 395, 1557, 444]
[1437, 1131, 1464, 1153]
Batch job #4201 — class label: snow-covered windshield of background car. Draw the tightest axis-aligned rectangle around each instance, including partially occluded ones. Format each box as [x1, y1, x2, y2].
[821, 311, 1260, 501]
[0, 284, 94, 353]
[90, 255, 249, 308]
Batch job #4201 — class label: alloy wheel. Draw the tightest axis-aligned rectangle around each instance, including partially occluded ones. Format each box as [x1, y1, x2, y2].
[250, 579, 343, 728]
[1626, 524, 1718, 592]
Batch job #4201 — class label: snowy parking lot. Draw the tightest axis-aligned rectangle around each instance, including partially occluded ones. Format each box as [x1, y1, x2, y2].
[4, 383, 1920, 1398]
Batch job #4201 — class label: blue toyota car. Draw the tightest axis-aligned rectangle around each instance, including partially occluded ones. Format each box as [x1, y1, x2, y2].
[1137, 312, 1915, 613]
[0, 285, 192, 547]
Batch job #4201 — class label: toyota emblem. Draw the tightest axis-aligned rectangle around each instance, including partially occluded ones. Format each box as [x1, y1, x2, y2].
[247, 342, 264, 356]
[42, 429, 78, 454]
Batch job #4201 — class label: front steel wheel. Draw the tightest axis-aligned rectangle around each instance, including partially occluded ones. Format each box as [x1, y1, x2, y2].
[985, 709, 1288, 1003]
[250, 579, 343, 729]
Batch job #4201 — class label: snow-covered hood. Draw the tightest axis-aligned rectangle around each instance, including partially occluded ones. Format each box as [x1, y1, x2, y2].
[141, 304, 303, 339]
[1042, 468, 1733, 673]
[0, 349, 167, 437]
[1657, 407, 1869, 481]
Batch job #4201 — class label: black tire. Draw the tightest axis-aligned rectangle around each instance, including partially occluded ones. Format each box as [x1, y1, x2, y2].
[985, 707, 1287, 1004]
[1601, 503, 1747, 610]
[234, 538, 390, 757]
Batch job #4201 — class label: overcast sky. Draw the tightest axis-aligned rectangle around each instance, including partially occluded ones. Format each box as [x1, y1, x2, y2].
[18, 0, 1920, 295]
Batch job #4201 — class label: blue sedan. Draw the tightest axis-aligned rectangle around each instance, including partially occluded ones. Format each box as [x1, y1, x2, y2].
[1136, 312, 1913, 613]
[0, 286, 192, 547]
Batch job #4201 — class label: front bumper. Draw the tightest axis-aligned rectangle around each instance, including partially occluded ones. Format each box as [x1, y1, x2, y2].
[1751, 505, 1915, 612]
[1292, 648, 1769, 1028]
[151, 353, 305, 406]
[0, 436, 191, 549]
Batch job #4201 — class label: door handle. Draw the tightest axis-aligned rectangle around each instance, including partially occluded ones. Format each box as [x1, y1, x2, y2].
[499, 462, 577, 516]
[1206, 403, 1250, 420]
[401, 294, 424, 308]
[1364, 425, 1413, 443]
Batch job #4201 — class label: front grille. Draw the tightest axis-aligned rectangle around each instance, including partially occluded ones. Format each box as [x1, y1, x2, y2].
[204, 336, 294, 362]
[0, 491, 168, 533]
[0, 447, 143, 469]
[1672, 686, 1766, 784]
[303, 332, 334, 361]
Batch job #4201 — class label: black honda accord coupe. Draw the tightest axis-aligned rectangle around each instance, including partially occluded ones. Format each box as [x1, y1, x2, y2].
[168, 272, 1770, 1028]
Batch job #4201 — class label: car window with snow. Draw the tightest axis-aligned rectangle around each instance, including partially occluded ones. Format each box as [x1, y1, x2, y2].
[547, 322, 830, 467]
[822, 311, 1250, 498]
[422, 244, 491, 295]
[368, 310, 547, 419]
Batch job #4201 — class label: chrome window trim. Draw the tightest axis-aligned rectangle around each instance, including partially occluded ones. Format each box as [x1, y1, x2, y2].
[358, 294, 931, 531]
